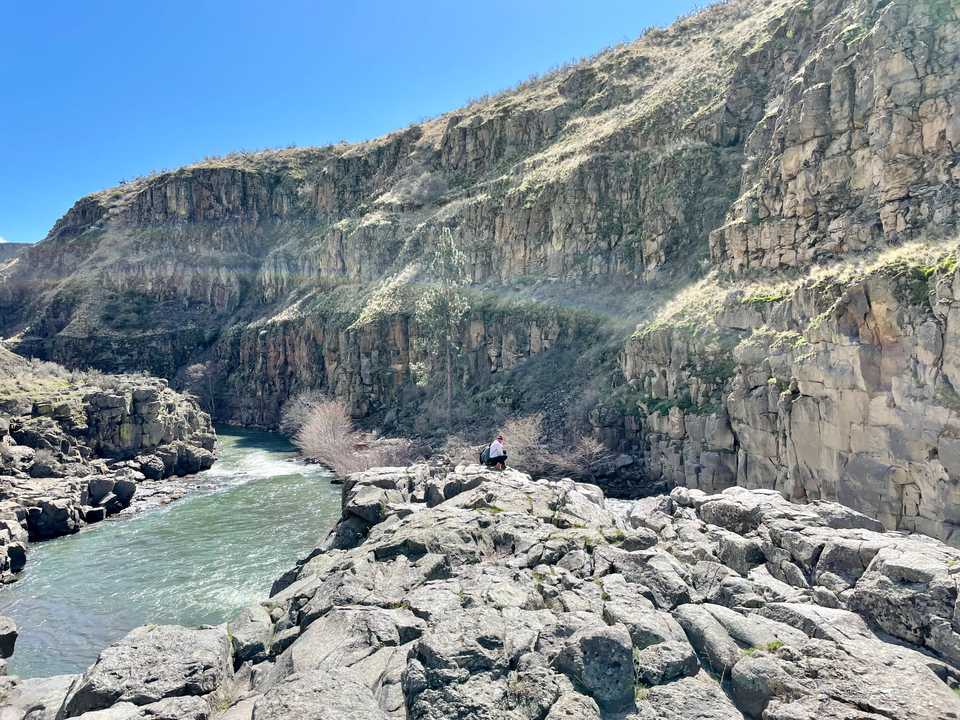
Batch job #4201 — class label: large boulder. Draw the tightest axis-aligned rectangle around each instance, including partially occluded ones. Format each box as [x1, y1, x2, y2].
[252, 671, 388, 720]
[28, 499, 81, 539]
[0, 674, 77, 720]
[553, 625, 634, 709]
[68, 697, 210, 720]
[227, 605, 273, 666]
[57, 625, 231, 717]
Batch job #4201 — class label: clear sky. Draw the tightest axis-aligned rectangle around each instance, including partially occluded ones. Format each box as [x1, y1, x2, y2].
[1, 0, 703, 244]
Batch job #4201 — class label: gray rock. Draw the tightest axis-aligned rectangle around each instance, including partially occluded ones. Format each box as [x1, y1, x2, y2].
[0, 673, 76, 720]
[553, 624, 634, 709]
[672, 604, 740, 674]
[228, 605, 273, 665]
[633, 672, 744, 719]
[702, 603, 807, 649]
[0, 616, 16, 658]
[70, 696, 209, 719]
[544, 692, 601, 720]
[632, 639, 699, 685]
[134, 455, 164, 481]
[28, 499, 81, 539]
[58, 625, 231, 717]
[252, 670, 388, 720]
[85, 478, 115, 506]
[112, 479, 136, 505]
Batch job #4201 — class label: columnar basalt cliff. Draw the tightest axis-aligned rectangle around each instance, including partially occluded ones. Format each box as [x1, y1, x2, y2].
[2, 0, 960, 541]
[6, 465, 960, 719]
[616, 246, 960, 545]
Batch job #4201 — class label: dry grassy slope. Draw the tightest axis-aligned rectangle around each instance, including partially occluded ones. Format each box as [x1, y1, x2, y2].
[0, 0, 796, 336]
[1, 0, 958, 454]
[0, 345, 28, 373]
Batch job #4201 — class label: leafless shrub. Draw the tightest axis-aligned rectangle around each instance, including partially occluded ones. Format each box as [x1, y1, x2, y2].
[359, 438, 419, 470]
[182, 361, 220, 411]
[477, 413, 614, 480]
[294, 396, 417, 476]
[500, 413, 548, 469]
[279, 390, 326, 435]
[570, 435, 613, 471]
[442, 433, 483, 465]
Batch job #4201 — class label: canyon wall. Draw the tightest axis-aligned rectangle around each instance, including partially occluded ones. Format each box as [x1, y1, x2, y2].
[2, 0, 960, 541]
[615, 250, 960, 544]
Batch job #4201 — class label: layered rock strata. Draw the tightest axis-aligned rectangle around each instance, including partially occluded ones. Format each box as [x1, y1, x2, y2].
[7, 463, 960, 719]
[2, 0, 955, 419]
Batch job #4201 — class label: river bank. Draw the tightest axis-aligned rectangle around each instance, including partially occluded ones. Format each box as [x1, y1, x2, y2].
[0, 354, 216, 583]
[7, 461, 960, 719]
[0, 427, 340, 678]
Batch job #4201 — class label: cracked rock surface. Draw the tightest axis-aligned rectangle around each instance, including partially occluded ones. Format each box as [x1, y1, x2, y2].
[8, 463, 960, 719]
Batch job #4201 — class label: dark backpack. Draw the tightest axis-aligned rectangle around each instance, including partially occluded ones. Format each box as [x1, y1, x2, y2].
[479, 445, 490, 464]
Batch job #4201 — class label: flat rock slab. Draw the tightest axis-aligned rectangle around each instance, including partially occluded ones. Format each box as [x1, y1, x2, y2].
[252, 670, 389, 720]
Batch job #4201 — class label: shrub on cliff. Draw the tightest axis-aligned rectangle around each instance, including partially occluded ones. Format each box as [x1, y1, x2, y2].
[279, 389, 326, 435]
[503, 414, 613, 479]
[290, 394, 416, 476]
[443, 413, 613, 480]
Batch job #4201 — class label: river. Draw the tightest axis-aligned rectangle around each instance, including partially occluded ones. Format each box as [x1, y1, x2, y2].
[0, 427, 342, 678]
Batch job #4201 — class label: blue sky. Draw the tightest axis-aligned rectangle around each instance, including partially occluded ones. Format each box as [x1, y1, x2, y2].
[1, 0, 702, 244]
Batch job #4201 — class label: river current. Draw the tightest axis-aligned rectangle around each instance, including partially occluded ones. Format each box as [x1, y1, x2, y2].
[0, 427, 341, 678]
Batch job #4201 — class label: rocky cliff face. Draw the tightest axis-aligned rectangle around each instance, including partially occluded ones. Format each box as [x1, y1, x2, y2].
[614, 244, 960, 545]
[711, 0, 960, 272]
[6, 464, 960, 719]
[0, 245, 29, 265]
[0, 349, 215, 581]
[2, 0, 960, 540]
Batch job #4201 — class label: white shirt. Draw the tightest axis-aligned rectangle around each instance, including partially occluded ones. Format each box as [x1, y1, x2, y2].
[489, 439, 505, 459]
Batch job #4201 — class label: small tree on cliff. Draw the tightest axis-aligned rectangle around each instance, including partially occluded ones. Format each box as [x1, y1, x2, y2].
[414, 227, 470, 425]
[183, 361, 220, 413]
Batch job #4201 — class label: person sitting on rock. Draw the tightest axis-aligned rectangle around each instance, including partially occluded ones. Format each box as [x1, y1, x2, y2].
[486, 434, 507, 470]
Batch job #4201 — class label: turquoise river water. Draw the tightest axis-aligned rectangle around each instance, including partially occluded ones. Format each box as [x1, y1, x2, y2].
[0, 427, 342, 678]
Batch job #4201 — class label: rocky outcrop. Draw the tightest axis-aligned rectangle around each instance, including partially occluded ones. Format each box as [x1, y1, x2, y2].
[615, 246, 960, 546]
[57, 625, 232, 717]
[711, 0, 960, 273]
[14, 463, 960, 719]
[0, 351, 216, 580]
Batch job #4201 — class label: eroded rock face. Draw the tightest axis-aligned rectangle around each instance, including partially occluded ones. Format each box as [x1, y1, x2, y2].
[36, 464, 960, 720]
[0, 352, 216, 580]
[711, 0, 960, 273]
[619, 262, 960, 547]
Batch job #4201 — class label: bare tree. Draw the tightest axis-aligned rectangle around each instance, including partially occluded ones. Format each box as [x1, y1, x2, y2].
[183, 361, 220, 412]
[279, 389, 326, 435]
[414, 227, 470, 426]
